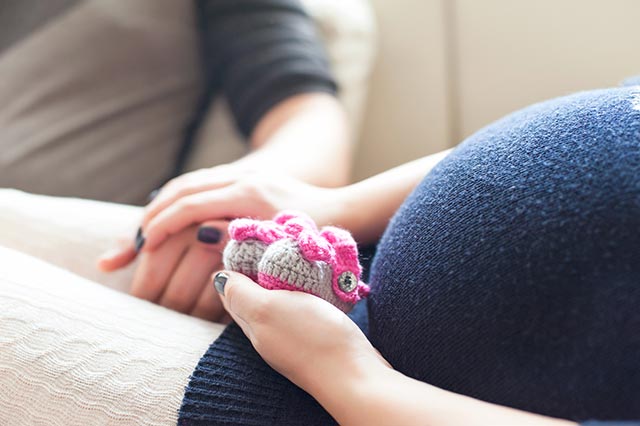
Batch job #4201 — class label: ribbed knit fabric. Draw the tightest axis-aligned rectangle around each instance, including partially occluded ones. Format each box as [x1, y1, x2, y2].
[369, 86, 640, 421]
[179, 85, 640, 425]
[178, 323, 335, 425]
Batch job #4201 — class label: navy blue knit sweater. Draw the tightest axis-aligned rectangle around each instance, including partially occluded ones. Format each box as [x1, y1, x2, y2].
[179, 85, 640, 425]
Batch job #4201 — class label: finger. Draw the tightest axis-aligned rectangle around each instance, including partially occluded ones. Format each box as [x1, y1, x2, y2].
[159, 245, 221, 314]
[130, 231, 191, 302]
[213, 272, 257, 340]
[96, 243, 137, 272]
[185, 222, 229, 321]
[195, 220, 230, 252]
[143, 188, 247, 251]
[213, 271, 272, 328]
[143, 179, 236, 228]
[190, 276, 226, 321]
[142, 168, 240, 227]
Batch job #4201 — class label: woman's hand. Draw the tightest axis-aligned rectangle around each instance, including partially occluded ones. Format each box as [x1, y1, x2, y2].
[214, 271, 578, 426]
[99, 223, 230, 321]
[213, 271, 389, 395]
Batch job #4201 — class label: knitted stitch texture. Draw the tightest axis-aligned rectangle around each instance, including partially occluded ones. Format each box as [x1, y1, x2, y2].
[178, 323, 335, 426]
[369, 86, 640, 421]
[222, 211, 369, 312]
[0, 245, 224, 426]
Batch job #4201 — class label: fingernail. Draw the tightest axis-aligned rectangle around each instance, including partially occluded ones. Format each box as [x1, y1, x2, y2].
[213, 272, 228, 295]
[198, 226, 222, 244]
[134, 227, 146, 252]
[147, 189, 160, 203]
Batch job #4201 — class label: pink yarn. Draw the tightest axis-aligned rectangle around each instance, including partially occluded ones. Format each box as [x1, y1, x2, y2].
[227, 211, 370, 306]
[228, 217, 286, 244]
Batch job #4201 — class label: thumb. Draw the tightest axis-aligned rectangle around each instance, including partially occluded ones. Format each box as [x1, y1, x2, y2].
[213, 271, 271, 337]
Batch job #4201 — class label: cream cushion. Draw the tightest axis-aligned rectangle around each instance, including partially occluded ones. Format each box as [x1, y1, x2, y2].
[0, 189, 225, 425]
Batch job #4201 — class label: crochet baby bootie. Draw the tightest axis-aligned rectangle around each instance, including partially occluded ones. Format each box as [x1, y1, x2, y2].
[223, 211, 369, 312]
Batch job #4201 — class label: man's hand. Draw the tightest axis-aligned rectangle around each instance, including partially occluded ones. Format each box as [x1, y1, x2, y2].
[139, 171, 341, 252]
[98, 92, 350, 318]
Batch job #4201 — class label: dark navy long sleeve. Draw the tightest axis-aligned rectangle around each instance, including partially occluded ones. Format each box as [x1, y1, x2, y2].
[196, 0, 338, 138]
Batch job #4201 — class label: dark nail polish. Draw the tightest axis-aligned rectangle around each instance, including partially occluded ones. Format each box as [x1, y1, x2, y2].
[135, 227, 146, 252]
[214, 272, 228, 295]
[198, 227, 222, 244]
[147, 189, 160, 203]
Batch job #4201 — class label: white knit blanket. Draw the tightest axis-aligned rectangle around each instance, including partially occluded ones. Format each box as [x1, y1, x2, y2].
[0, 190, 224, 425]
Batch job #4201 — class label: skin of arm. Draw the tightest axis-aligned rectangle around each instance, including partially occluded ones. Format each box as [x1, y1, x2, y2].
[313, 357, 577, 426]
[98, 91, 349, 277]
[134, 148, 453, 251]
[330, 149, 452, 244]
[231, 92, 351, 188]
[135, 91, 352, 237]
[97, 92, 348, 319]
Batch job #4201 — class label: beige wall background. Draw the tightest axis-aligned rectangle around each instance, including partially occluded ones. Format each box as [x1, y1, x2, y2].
[354, 0, 640, 180]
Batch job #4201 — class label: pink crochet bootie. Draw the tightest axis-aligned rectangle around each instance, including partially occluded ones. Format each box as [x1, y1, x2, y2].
[223, 211, 369, 312]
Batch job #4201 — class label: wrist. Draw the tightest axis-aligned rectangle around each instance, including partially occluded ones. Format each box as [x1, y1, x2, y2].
[328, 183, 382, 245]
[306, 341, 394, 426]
[314, 185, 352, 227]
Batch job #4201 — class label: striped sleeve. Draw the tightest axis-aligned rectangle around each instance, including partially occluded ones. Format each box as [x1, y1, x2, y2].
[196, 0, 338, 138]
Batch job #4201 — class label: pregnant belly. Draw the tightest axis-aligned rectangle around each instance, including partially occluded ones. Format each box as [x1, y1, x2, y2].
[367, 87, 640, 420]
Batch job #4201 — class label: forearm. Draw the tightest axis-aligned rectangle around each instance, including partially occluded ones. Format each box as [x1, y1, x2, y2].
[333, 149, 452, 244]
[232, 93, 351, 187]
[314, 360, 575, 426]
